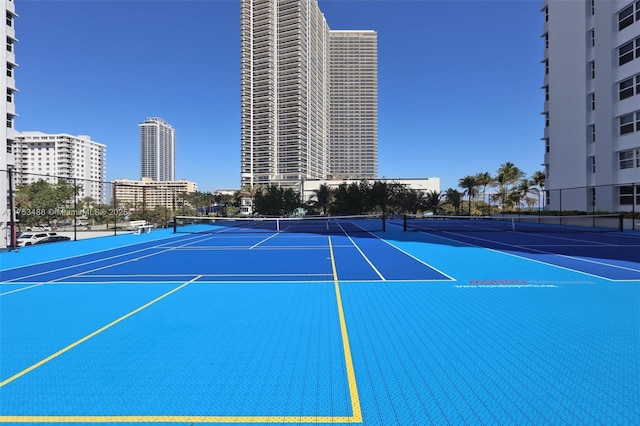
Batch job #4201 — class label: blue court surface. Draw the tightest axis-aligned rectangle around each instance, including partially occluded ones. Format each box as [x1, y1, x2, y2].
[0, 221, 639, 425]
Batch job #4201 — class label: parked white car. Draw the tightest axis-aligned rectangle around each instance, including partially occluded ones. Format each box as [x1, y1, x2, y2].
[25, 224, 53, 232]
[17, 232, 50, 247]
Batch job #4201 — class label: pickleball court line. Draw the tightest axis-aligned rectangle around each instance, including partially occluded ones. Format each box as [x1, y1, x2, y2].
[0, 276, 199, 389]
[0, 234, 224, 293]
[0, 241, 364, 423]
[423, 230, 640, 281]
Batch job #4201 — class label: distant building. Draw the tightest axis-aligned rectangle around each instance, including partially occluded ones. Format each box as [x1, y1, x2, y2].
[2, 0, 18, 248]
[301, 178, 440, 204]
[139, 117, 175, 181]
[542, 0, 640, 211]
[14, 131, 107, 205]
[240, 0, 378, 188]
[112, 177, 196, 210]
[329, 31, 378, 179]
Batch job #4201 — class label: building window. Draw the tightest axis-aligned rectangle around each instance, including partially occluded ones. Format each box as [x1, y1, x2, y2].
[545, 138, 550, 153]
[619, 74, 640, 100]
[6, 38, 12, 52]
[6, 89, 12, 103]
[591, 0, 595, 15]
[618, 1, 640, 31]
[590, 124, 596, 142]
[6, 12, 12, 27]
[590, 156, 596, 173]
[544, 59, 549, 74]
[590, 92, 595, 110]
[544, 6, 548, 22]
[590, 61, 595, 79]
[619, 37, 640, 66]
[544, 33, 549, 49]
[619, 185, 639, 205]
[545, 111, 549, 127]
[590, 29, 595, 47]
[620, 111, 640, 134]
[619, 148, 640, 169]
[6, 114, 12, 128]
[6, 64, 12, 77]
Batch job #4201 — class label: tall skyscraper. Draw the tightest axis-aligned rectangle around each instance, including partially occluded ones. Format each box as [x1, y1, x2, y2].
[240, 0, 377, 188]
[329, 30, 378, 179]
[139, 117, 175, 182]
[2, 0, 18, 248]
[542, 0, 640, 212]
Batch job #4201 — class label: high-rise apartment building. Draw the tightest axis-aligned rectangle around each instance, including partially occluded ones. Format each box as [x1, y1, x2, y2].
[240, 0, 377, 188]
[2, 0, 18, 247]
[139, 117, 175, 182]
[542, 0, 640, 212]
[14, 131, 107, 204]
[329, 30, 378, 179]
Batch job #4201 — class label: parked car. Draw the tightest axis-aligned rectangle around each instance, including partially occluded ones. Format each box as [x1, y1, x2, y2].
[16, 232, 50, 247]
[25, 224, 52, 232]
[35, 235, 71, 244]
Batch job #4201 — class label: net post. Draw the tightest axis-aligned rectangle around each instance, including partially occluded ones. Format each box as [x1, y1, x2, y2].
[276, 218, 280, 233]
[403, 214, 407, 232]
[173, 216, 177, 234]
[618, 214, 623, 232]
[511, 217, 516, 232]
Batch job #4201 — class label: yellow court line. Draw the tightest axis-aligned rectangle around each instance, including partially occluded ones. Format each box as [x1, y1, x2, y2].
[0, 277, 199, 388]
[1, 241, 364, 423]
[328, 235, 364, 422]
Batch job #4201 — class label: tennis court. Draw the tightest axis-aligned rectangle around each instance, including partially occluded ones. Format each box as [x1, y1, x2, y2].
[1, 215, 639, 425]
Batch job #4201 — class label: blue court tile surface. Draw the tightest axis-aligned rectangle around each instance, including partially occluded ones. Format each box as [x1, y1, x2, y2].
[0, 226, 638, 425]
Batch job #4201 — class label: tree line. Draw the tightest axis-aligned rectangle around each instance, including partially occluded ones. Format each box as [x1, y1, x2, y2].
[11, 162, 545, 228]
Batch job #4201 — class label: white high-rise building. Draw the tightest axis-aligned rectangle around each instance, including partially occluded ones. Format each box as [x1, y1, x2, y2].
[139, 117, 175, 182]
[240, 0, 378, 188]
[329, 30, 378, 179]
[2, 0, 18, 247]
[542, 0, 640, 212]
[14, 132, 107, 204]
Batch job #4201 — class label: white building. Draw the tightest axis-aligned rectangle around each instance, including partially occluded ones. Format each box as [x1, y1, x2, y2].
[329, 30, 378, 180]
[240, 0, 378, 189]
[139, 117, 175, 182]
[112, 177, 196, 210]
[14, 131, 107, 204]
[542, 0, 640, 212]
[301, 178, 440, 204]
[2, 0, 18, 248]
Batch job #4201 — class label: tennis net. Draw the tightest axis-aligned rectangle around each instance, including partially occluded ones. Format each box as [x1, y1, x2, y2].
[173, 214, 386, 234]
[402, 214, 623, 233]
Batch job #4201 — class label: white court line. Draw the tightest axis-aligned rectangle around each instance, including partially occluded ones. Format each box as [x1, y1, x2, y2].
[250, 232, 280, 249]
[0, 234, 223, 296]
[423, 230, 640, 282]
[337, 224, 386, 281]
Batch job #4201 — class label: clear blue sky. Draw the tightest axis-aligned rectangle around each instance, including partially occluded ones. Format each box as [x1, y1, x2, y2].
[14, 0, 544, 193]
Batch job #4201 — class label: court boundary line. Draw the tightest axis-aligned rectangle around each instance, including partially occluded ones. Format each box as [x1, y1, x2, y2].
[0, 277, 198, 389]
[422, 230, 639, 282]
[0, 240, 364, 423]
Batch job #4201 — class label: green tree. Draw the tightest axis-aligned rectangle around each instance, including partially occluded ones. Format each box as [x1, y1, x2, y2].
[458, 175, 479, 215]
[444, 188, 463, 215]
[423, 190, 442, 214]
[530, 170, 546, 211]
[310, 184, 333, 215]
[474, 171, 495, 214]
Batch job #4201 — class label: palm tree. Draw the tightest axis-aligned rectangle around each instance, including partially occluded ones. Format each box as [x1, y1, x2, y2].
[445, 188, 463, 215]
[474, 172, 494, 214]
[515, 179, 533, 212]
[311, 184, 333, 215]
[496, 162, 525, 212]
[530, 170, 546, 211]
[458, 175, 479, 215]
[423, 190, 442, 214]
